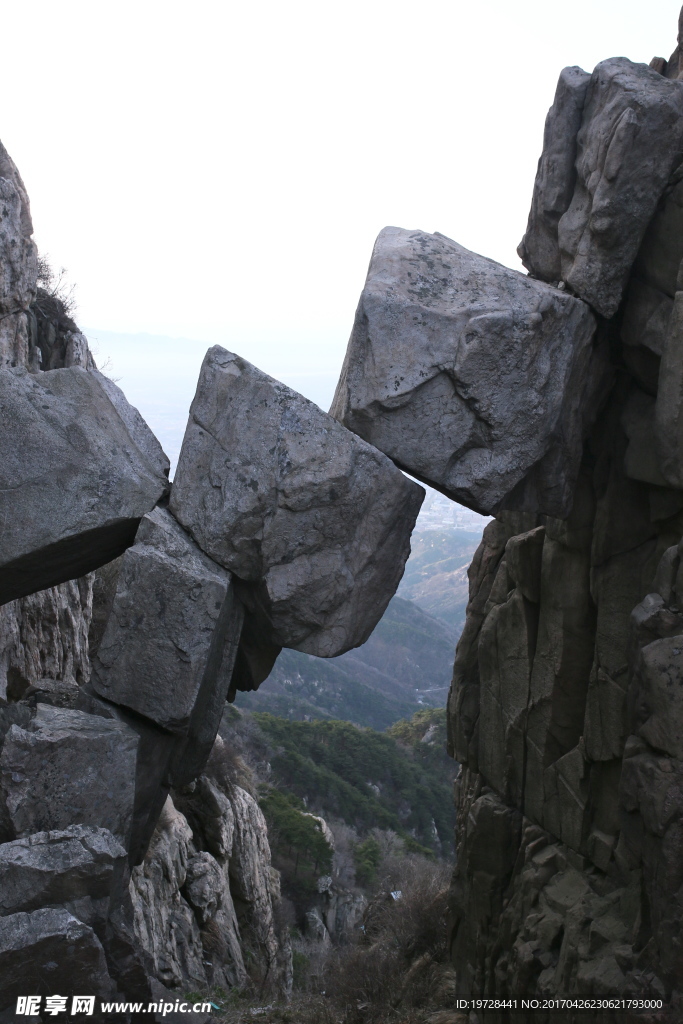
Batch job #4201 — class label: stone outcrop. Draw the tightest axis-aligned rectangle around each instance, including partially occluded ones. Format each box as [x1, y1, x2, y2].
[132, 737, 292, 999]
[0, 825, 126, 917]
[0, 907, 114, 1005]
[519, 57, 683, 318]
[0, 137, 296, 1010]
[330, 226, 607, 518]
[14, 14, 683, 1011]
[0, 141, 37, 371]
[442, 16, 683, 1020]
[170, 345, 424, 657]
[92, 508, 244, 785]
[0, 705, 138, 845]
[0, 366, 169, 604]
[310, 873, 367, 943]
[0, 576, 93, 703]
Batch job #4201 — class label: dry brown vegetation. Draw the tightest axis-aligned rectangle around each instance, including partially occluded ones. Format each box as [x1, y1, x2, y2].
[208, 850, 458, 1024]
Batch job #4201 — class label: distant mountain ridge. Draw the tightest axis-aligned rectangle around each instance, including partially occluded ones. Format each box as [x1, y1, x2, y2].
[397, 529, 482, 634]
[236, 595, 456, 729]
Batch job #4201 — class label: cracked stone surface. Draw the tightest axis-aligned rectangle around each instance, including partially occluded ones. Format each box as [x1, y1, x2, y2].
[0, 366, 169, 605]
[330, 226, 605, 518]
[170, 345, 424, 657]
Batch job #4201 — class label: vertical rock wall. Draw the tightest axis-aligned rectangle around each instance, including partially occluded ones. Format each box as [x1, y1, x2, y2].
[448, 61, 683, 1024]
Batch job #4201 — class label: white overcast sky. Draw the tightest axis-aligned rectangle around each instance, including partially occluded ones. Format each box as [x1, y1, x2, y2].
[1, 0, 679, 466]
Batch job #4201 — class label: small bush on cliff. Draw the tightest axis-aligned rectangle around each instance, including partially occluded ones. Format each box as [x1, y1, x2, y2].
[34, 254, 78, 329]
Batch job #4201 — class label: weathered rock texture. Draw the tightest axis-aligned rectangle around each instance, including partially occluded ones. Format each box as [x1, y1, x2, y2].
[447, 21, 683, 1021]
[170, 345, 424, 657]
[0, 705, 138, 845]
[520, 57, 683, 318]
[0, 365, 169, 604]
[330, 226, 607, 518]
[132, 736, 292, 998]
[0, 907, 113, 1006]
[0, 139, 299, 1008]
[0, 825, 126, 917]
[92, 508, 243, 783]
[0, 576, 93, 703]
[0, 141, 37, 371]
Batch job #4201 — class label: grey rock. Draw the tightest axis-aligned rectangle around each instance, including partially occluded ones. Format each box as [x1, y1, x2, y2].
[227, 785, 285, 988]
[184, 851, 225, 925]
[478, 583, 536, 804]
[0, 141, 37, 371]
[174, 770, 235, 862]
[330, 226, 603, 517]
[518, 65, 591, 282]
[520, 58, 683, 317]
[633, 635, 683, 758]
[583, 667, 627, 763]
[620, 278, 671, 394]
[92, 508, 243, 784]
[305, 907, 330, 943]
[0, 907, 112, 1009]
[75, 686, 176, 865]
[631, 592, 683, 646]
[317, 883, 367, 941]
[661, 7, 683, 80]
[655, 290, 683, 486]
[0, 705, 138, 845]
[94, 370, 170, 484]
[89, 556, 123, 658]
[621, 388, 668, 486]
[633, 177, 683, 299]
[0, 825, 126, 916]
[0, 576, 93, 703]
[228, 604, 282, 698]
[0, 366, 169, 605]
[130, 797, 210, 992]
[170, 346, 423, 657]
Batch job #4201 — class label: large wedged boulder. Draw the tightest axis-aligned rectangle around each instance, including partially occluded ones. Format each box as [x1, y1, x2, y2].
[0, 366, 169, 605]
[520, 58, 683, 318]
[84, 509, 244, 862]
[330, 227, 605, 518]
[91, 509, 244, 789]
[169, 346, 424, 658]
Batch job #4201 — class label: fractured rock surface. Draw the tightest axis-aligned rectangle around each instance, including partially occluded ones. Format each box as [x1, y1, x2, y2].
[0, 825, 126, 917]
[0, 140, 37, 370]
[520, 57, 683, 318]
[170, 345, 424, 657]
[0, 907, 112, 1008]
[0, 366, 169, 605]
[330, 227, 605, 518]
[92, 508, 243, 768]
[0, 705, 138, 845]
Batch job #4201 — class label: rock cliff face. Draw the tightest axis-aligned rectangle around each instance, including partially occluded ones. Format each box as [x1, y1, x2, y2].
[326, 12, 683, 1021]
[444, 34, 683, 1024]
[131, 770, 292, 999]
[0, 127, 426, 1011]
[6, 10, 683, 1015]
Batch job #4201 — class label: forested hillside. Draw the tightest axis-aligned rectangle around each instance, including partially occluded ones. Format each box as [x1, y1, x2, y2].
[220, 706, 457, 859]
